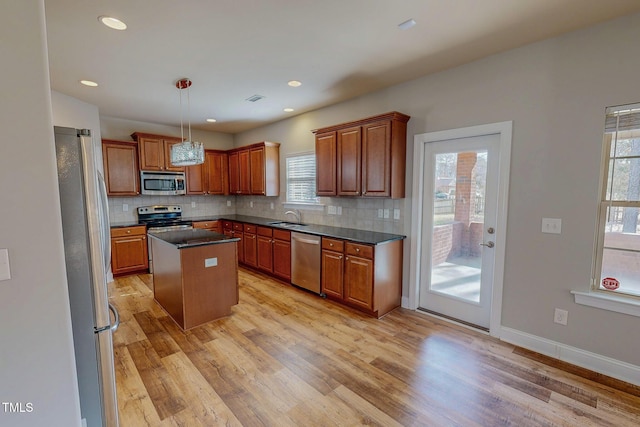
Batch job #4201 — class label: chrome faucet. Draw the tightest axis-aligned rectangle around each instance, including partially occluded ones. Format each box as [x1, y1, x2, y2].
[285, 209, 301, 224]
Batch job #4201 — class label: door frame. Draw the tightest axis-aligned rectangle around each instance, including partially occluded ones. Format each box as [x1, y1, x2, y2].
[408, 121, 512, 337]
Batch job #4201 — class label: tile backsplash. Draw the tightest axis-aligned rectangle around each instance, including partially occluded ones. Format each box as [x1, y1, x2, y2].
[108, 195, 405, 235]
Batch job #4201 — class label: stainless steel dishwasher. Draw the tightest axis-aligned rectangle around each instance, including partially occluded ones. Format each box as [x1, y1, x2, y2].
[291, 232, 321, 294]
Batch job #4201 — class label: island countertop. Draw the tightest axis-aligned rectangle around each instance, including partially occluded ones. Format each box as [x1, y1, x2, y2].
[148, 228, 239, 249]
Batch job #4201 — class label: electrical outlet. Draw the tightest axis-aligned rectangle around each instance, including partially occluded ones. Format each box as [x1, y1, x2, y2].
[378, 209, 383, 218]
[337, 206, 342, 215]
[393, 208, 400, 220]
[554, 308, 568, 325]
[122, 204, 128, 212]
[328, 205, 336, 215]
[227, 200, 231, 207]
[250, 201, 253, 208]
[270, 202, 274, 210]
[542, 218, 562, 234]
[191, 201, 196, 208]
[383, 209, 390, 219]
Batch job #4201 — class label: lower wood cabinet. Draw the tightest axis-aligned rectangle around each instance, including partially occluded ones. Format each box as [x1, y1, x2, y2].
[321, 237, 402, 318]
[192, 220, 222, 233]
[243, 224, 258, 268]
[272, 229, 291, 281]
[110, 225, 148, 276]
[256, 227, 274, 273]
[223, 221, 245, 264]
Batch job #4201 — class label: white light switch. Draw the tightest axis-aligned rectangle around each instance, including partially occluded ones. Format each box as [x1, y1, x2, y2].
[250, 201, 254, 208]
[270, 202, 274, 210]
[227, 200, 231, 207]
[393, 209, 400, 220]
[328, 205, 336, 215]
[204, 257, 218, 268]
[0, 249, 11, 281]
[383, 209, 390, 219]
[337, 206, 342, 215]
[378, 209, 383, 218]
[122, 204, 128, 212]
[542, 218, 562, 234]
[191, 201, 196, 208]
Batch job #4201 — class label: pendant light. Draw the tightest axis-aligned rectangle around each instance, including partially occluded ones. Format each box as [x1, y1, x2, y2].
[171, 78, 204, 166]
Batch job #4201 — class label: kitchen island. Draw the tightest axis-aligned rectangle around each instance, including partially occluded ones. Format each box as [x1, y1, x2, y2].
[148, 229, 240, 330]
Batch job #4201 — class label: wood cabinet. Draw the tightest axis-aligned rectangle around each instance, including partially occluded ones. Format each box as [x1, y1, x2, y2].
[256, 227, 273, 274]
[186, 150, 228, 195]
[312, 112, 410, 198]
[320, 236, 403, 318]
[228, 142, 280, 196]
[192, 220, 222, 233]
[110, 226, 148, 276]
[102, 139, 140, 196]
[243, 224, 258, 268]
[131, 132, 184, 172]
[272, 229, 291, 281]
[223, 221, 244, 264]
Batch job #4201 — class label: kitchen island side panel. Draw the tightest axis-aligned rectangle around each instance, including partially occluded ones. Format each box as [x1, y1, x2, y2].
[181, 242, 239, 330]
[151, 238, 185, 328]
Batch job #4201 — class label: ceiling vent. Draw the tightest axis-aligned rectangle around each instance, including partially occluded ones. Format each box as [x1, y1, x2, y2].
[245, 94, 266, 103]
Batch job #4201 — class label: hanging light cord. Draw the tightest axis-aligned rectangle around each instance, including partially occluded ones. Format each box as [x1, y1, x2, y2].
[179, 81, 185, 143]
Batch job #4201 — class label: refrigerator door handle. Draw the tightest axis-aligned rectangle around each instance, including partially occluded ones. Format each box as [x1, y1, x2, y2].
[97, 171, 111, 271]
[95, 304, 120, 333]
[108, 303, 120, 332]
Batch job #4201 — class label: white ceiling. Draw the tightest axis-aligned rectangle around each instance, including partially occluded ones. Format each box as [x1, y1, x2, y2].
[44, 0, 640, 134]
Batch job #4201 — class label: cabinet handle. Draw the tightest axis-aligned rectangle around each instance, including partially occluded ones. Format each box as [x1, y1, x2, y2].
[329, 243, 333, 247]
[356, 248, 360, 252]
[345, 256, 349, 260]
[339, 255, 343, 259]
[126, 230, 131, 234]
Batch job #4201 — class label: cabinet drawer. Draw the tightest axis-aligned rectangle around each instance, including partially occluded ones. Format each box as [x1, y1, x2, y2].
[322, 237, 344, 252]
[222, 220, 233, 230]
[273, 229, 290, 241]
[243, 224, 256, 234]
[233, 222, 243, 231]
[193, 220, 219, 229]
[111, 225, 146, 238]
[345, 242, 373, 259]
[257, 226, 272, 237]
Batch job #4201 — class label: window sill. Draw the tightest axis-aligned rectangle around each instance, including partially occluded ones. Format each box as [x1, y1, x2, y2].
[572, 290, 640, 317]
[282, 202, 325, 212]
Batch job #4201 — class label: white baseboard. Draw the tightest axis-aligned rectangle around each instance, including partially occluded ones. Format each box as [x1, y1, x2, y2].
[500, 326, 640, 387]
[401, 296, 410, 308]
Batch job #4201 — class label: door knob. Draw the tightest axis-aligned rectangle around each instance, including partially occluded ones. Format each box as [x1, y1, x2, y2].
[479, 241, 495, 248]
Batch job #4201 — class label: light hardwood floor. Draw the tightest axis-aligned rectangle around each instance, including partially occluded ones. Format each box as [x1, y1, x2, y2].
[110, 269, 640, 426]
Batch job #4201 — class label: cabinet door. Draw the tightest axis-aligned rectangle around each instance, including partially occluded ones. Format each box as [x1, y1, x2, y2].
[322, 250, 344, 299]
[239, 149, 251, 194]
[315, 131, 337, 196]
[102, 140, 139, 196]
[250, 146, 265, 195]
[257, 235, 273, 273]
[138, 136, 164, 171]
[163, 140, 186, 172]
[186, 162, 205, 194]
[111, 235, 148, 276]
[233, 230, 244, 264]
[344, 255, 373, 310]
[243, 232, 257, 267]
[337, 126, 362, 196]
[273, 238, 291, 281]
[228, 151, 240, 194]
[206, 151, 228, 195]
[362, 120, 391, 197]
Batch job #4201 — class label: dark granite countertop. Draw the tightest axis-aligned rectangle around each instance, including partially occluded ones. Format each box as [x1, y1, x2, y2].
[214, 215, 406, 245]
[148, 228, 239, 249]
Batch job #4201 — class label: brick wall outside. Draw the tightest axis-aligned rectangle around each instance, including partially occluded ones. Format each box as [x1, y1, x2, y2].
[432, 222, 463, 265]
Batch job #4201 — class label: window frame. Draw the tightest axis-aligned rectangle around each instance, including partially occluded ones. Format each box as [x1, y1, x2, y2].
[284, 151, 322, 208]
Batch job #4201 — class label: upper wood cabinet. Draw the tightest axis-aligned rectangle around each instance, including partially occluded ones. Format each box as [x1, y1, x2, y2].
[228, 142, 280, 196]
[131, 132, 184, 172]
[312, 112, 410, 198]
[102, 139, 140, 196]
[186, 149, 228, 195]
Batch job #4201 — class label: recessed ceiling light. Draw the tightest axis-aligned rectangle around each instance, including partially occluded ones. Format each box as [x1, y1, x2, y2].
[398, 19, 416, 30]
[98, 16, 127, 30]
[206, 118, 217, 123]
[80, 80, 98, 87]
[284, 108, 294, 112]
[287, 80, 302, 87]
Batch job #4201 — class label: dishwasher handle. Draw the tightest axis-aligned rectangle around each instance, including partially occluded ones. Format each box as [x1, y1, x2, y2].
[292, 235, 320, 245]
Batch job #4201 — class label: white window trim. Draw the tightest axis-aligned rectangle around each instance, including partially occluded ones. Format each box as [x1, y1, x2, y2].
[285, 151, 322, 207]
[572, 290, 640, 317]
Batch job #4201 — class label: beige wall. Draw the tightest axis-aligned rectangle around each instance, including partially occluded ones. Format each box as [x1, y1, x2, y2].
[0, 1, 81, 426]
[234, 13, 640, 366]
[100, 115, 234, 150]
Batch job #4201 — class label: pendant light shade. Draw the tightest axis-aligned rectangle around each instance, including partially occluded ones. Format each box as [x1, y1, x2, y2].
[171, 78, 204, 166]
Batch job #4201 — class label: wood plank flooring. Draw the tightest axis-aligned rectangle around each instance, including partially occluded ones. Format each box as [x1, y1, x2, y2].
[109, 269, 640, 426]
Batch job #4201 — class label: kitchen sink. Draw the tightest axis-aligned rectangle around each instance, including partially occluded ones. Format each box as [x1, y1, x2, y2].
[268, 221, 308, 229]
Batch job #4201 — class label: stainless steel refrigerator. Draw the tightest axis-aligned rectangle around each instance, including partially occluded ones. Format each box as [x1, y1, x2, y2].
[54, 126, 119, 427]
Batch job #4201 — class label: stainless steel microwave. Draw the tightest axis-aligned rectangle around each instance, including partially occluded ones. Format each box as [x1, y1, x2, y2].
[140, 171, 186, 195]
